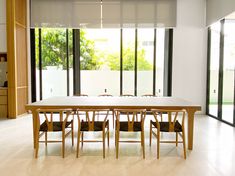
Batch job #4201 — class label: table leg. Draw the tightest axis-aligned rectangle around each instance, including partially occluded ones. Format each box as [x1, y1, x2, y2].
[186, 108, 197, 150]
[32, 110, 37, 149]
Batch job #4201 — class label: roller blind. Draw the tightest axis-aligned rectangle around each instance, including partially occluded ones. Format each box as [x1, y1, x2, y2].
[30, 0, 177, 28]
[206, 0, 235, 26]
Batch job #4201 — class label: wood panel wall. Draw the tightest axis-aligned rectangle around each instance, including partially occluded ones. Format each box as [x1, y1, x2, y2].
[6, 0, 28, 118]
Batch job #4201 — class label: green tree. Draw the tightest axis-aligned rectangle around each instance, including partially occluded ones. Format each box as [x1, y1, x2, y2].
[41, 29, 73, 69]
[106, 47, 153, 71]
[35, 28, 152, 71]
[80, 30, 101, 70]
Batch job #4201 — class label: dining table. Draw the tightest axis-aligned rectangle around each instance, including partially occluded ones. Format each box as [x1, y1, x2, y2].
[25, 96, 201, 151]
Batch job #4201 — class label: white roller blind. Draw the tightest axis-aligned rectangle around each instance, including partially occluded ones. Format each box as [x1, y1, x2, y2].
[31, 0, 177, 28]
[102, 0, 177, 28]
[206, 0, 235, 26]
[31, 0, 101, 28]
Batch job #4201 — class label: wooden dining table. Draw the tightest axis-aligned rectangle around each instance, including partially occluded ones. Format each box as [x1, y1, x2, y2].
[25, 96, 201, 151]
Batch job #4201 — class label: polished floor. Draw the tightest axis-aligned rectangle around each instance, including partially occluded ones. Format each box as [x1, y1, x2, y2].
[0, 114, 235, 176]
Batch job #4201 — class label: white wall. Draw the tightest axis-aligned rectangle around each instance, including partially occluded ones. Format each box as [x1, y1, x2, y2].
[173, 0, 207, 114]
[0, 0, 6, 52]
[207, 0, 235, 26]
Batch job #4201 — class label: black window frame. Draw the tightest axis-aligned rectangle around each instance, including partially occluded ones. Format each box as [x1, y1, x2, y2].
[30, 28, 173, 101]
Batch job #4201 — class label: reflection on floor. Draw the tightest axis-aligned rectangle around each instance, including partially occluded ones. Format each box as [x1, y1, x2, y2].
[0, 114, 235, 176]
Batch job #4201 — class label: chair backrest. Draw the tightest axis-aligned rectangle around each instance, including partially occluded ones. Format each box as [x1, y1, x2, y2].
[151, 109, 186, 132]
[141, 94, 156, 97]
[77, 109, 110, 131]
[98, 94, 113, 97]
[114, 109, 146, 131]
[37, 109, 73, 131]
[74, 94, 88, 97]
[120, 94, 134, 97]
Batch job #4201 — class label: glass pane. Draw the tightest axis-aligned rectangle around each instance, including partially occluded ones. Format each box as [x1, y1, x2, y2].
[80, 29, 120, 96]
[209, 22, 220, 117]
[68, 29, 74, 96]
[35, 28, 40, 101]
[41, 28, 67, 99]
[222, 21, 235, 123]
[123, 29, 135, 95]
[156, 29, 165, 96]
[137, 29, 154, 96]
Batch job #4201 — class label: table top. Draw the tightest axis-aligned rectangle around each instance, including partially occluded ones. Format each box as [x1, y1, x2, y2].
[26, 96, 201, 111]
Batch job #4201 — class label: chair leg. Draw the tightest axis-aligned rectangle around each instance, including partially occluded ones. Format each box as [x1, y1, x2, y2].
[103, 130, 106, 158]
[107, 124, 110, 147]
[176, 132, 178, 147]
[149, 123, 152, 146]
[76, 130, 81, 158]
[141, 131, 145, 159]
[112, 111, 115, 129]
[157, 130, 160, 159]
[71, 122, 74, 146]
[114, 127, 116, 147]
[116, 130, 119, 159]
[45, 132, 47, 146]
[81, 132, 84, 147]
[62, 131, 65, 158]
[182, 130, 186, 159]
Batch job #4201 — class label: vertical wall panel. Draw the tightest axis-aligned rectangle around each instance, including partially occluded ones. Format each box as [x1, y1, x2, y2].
[7, 0, 28, 118]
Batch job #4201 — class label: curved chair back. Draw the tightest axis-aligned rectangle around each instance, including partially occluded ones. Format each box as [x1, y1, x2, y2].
[114, 109, 146, 131]
[151, 109, 186, 132]
[77, 109, 110, 131]
[37, 109, 73, 131]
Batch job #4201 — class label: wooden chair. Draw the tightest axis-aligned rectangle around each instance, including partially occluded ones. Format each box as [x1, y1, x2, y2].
[98, 94, 115, 128]
[150, 109, 186, 159]
[35, 109, 74, 158]
[76, 109, 110, 158]
[114, 109, 146, 159]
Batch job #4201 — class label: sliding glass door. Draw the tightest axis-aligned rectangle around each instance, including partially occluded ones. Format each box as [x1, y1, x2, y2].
[222, 21, 235, 123]
[207, 19, 235, 126]
[34, 28, 73, 100]
[208, 22, 220, 117]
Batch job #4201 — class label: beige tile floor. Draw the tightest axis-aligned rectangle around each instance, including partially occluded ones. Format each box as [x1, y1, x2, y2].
[0, 114, 235, 176]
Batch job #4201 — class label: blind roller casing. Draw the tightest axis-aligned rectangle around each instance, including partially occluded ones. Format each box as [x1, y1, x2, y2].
[31, 0, 177, 28]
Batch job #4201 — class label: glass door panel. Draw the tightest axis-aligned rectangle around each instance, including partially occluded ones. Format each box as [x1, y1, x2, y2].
[122, 29, 135, 95]
[208, 22, 220, 117]
[155, 29, 165, 96]
[222, 21, 235, 123]
[41, 28, 67, 99]
[80, 29, 120, 96]
[137, 29, 154, 96]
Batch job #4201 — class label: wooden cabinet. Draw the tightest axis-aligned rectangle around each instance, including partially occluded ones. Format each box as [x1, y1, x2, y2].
[0, 88, 7, 118]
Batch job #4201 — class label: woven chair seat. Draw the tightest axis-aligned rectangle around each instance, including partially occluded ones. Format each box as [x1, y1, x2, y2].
[80, 120, 109, 131]
[40, 120, 73, 132]
[151, 120, 182, 132]
[117, 121, 142, 131]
